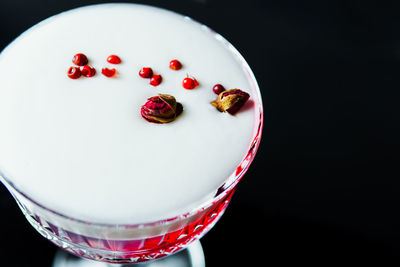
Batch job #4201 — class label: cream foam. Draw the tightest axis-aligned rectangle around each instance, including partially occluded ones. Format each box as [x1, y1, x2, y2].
[0, 3, 261, 224]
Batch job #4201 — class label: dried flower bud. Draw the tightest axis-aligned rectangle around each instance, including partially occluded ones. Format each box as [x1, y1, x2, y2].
[211, 89, 250, 115]
[141, 94, 183, 123]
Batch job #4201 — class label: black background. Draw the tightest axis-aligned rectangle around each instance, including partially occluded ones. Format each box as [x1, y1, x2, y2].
[1, 0, 399, 266]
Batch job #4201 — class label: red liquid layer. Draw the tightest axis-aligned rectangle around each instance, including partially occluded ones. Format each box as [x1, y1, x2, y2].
[32, 189, 234, 263]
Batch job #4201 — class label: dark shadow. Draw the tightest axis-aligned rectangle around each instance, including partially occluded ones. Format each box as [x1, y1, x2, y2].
[235, 99, 255, 115]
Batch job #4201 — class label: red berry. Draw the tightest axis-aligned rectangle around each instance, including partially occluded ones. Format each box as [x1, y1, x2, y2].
[213, 84, 225, 95]
[182, 77, 198, 90]
[67, 67, 81, 79]
[81, 65, 96, 77]
[102, 67, 117, 77]
[107, 55, 121, 64]
[139, 67, 153, 78]
[169, 59, 182, 70]
[72, 53, 88, 66]
[150, 75, 162, 86]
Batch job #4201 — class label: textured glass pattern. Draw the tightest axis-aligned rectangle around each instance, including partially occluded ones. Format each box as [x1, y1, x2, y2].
[14, 188, 234, 263]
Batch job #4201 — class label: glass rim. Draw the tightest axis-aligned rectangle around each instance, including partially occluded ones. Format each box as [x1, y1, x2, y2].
[0, 2, 264, 229]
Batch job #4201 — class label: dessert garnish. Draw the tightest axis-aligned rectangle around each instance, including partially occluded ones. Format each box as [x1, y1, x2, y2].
[139, 67, 153, 78]
[169, 59, 182, 70]
[107, 55, 121, 64]
[72, 53, 88, 66]
[67, 67, 81, 79]
[182, 76, 199, 90]
[81, 65, 96, 77]
[211, 89, 250, 115]
[212, 84, 225, 95]
[102, 67, 117, 78]
[150, 74, 162, 86]
[141, 94, 183, 123]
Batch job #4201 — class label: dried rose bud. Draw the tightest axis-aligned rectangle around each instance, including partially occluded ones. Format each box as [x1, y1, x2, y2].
[211, 89, 250, 115]
[141, 94, 183, 123]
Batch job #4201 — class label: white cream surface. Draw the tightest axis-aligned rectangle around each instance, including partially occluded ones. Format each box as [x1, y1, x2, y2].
[0, 4, 260, 224]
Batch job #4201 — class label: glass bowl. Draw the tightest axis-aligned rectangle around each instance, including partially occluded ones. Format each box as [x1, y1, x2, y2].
[0, 3, 263, 265]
